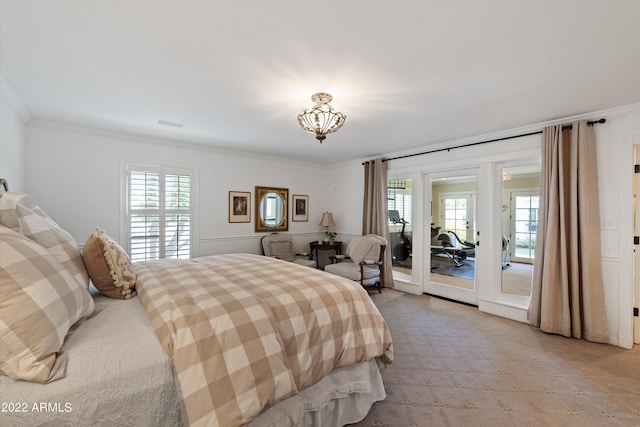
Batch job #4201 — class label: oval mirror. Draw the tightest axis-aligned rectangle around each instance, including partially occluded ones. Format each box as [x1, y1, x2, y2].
[255, 186, 289, 232]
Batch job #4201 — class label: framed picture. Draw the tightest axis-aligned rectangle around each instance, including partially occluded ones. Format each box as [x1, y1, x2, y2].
[229, 191, 251, 223]
[292, 194, 309, 222]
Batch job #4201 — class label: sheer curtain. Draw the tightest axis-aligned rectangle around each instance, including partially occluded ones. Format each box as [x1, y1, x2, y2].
[528, 120, 608, 342]
[363, 158, 393, 287]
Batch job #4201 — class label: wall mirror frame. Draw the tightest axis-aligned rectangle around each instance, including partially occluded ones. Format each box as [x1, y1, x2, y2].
[255, 186, 289, 232]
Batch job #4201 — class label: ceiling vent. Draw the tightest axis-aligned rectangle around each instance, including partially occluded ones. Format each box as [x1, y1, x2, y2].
[156, 119, 184, 128]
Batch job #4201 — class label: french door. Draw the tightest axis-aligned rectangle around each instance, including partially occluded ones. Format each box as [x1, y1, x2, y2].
[441, 193, 476, 244]
[425, 170, 479, 306]
[510, 191, 538, 264]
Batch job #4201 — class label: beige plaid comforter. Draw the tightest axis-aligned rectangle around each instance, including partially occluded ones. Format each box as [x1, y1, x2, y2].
[135, 253, 393, 427]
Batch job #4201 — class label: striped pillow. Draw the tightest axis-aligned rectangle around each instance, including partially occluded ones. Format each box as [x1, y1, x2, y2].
[17, 204, 90, 290]
[0, 192, 27, 233]
[0, 225, 95, 383]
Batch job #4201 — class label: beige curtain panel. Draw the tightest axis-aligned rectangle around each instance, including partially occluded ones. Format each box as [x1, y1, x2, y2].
[362, 158, 394, 287]
[528, 120, 608, 343]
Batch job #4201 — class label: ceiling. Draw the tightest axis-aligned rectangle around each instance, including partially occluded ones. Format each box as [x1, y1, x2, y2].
[1, 1, 639, 165]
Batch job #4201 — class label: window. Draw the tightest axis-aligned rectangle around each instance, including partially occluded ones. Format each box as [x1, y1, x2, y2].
[126, 164, 193, 261]
[440, 193, 476, 243]
[387, 178, 412, 233]
[388, 178, 413, 271]
[512, 192, 538, 261]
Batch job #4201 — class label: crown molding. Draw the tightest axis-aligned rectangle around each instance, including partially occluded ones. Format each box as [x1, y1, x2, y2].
[348, 103, 640, 168]
[27, 118, 329, 170]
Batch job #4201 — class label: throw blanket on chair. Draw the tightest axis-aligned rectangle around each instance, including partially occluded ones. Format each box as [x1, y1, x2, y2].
[135, 253, 393, 427]
[347, 234, 387, 264]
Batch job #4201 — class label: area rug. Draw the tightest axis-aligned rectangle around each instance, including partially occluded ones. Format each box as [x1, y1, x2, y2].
[431, 257, 475, 279]
[352, 289, 640, 427]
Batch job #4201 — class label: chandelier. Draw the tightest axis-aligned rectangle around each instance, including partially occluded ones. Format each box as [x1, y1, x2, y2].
[297, 93, 346, 143]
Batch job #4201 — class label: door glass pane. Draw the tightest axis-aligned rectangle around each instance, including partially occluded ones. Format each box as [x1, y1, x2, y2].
[514, 194, 538, 259]
[501, 165, 540, 296]
[388, 178, 413, 275]
[430, 176, 476, 293]
[443, 196, 470, 242]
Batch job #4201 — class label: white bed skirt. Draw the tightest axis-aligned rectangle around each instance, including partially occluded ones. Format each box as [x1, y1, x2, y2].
[1, 293, 385, 427]
[250, 358, 385, 427]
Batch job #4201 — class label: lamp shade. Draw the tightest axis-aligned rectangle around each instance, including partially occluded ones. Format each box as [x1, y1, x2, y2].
[319, 212, 336, 227]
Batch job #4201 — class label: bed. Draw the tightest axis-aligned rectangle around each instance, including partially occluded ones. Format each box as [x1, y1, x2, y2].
[0, 188, 393, 427]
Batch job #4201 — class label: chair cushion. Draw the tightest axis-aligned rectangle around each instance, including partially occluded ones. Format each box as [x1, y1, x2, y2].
[292, 258, 317, 268]
[262, 233, 316, 267]
[324, 261, 380, 282]
[268, 241, 296, 262]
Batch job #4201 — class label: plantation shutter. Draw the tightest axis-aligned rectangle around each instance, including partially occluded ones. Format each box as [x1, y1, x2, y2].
[387, 179, 413, 232]
[128, 165, 192, 261]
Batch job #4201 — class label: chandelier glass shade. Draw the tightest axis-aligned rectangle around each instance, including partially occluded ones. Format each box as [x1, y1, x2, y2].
[297, 93, 346, 143]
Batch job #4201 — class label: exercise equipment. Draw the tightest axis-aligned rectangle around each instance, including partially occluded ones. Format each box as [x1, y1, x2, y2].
[389, 210, 411, 262]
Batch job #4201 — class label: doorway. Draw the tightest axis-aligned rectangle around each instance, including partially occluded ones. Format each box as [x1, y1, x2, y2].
[425, 171, 479, 306]
[501, 165, 540, 297]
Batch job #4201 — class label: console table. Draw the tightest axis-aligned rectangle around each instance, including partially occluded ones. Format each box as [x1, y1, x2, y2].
[309, 241, 343, 269]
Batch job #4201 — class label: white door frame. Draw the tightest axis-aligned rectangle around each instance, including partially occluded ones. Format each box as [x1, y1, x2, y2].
[619, 136, 638, 348]
[634, 145, 640, 344]
[424, 168, 480, 306]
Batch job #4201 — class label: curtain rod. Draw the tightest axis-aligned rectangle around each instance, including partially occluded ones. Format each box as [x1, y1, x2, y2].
[362, 118, 606, 165]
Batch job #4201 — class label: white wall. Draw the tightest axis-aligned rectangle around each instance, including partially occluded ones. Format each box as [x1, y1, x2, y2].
[327, 160, 364, 235]
[25, 120, 332, 256]
[0, 75, 29, 191]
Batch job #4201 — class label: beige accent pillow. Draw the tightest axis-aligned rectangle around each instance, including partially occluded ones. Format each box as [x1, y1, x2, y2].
[83, 228, 136, 299]
[269, 241, 296, 262]
[0, 225, 95, 383]
[0, 192, 27, 233]
[17, 204, 90, 289]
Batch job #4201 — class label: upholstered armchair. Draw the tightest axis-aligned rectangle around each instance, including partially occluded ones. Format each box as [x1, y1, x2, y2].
[324, 234, 387, 293]
[261, 233, 317, 268]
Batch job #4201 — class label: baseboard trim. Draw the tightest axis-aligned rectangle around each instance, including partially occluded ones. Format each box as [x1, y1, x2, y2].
[617, 331, 633, 349]
[393, 279, 422, 295]
[478, 298, 529, 323]
[425, 293, 478, 308]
